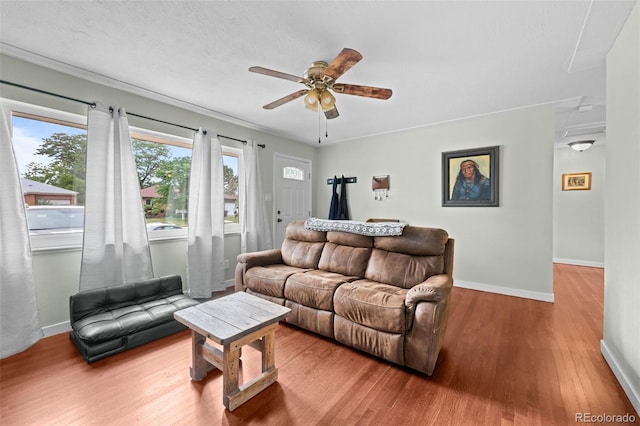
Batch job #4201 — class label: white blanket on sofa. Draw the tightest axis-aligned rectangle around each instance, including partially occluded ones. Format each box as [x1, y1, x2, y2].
[304, 217, 407, 236]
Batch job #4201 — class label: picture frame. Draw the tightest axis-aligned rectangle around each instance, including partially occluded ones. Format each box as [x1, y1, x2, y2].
[562, 172, 591, 191]
[442, 146, 500, 207]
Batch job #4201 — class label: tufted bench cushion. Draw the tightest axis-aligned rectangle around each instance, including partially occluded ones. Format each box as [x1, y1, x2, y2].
[72, 294, 199, 343]
[69, 275, 199, 363]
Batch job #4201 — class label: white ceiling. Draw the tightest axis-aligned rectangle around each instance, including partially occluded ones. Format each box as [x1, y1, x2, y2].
[0, 1, 636, 147]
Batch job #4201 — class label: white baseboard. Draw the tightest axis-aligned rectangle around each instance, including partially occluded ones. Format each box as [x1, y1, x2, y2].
[43, 321, 71, 337]
[454, 279, 554, 303]
[553, 258, 605, 268]
[601, 340, 640, 415]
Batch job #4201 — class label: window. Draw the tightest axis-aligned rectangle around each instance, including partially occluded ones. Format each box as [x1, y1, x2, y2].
[6, 100, 243, 249]
[223, 152, 240, 228]
[129, 131, 192, 232]
[283, 166, 305, 181]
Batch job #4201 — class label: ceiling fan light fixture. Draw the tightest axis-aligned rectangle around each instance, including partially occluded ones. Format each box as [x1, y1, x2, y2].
[249, 48, 392, 117]
[304, 89, 319, 112]
[568, 140, 595, 152]
[320, 90, 336, 111]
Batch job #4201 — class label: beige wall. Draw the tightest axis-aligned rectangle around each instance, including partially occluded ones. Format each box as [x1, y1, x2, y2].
[315, 106, 555, 300]
[553, 144, 605, 266]
[603, 1, 640, 413]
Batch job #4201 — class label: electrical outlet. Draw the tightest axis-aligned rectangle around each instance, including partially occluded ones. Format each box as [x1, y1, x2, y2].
[224, 259, 230, 269]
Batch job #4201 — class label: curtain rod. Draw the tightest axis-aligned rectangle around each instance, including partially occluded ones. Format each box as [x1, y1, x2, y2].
[0, 79, 265, 148]
[1, 79, 96, 108]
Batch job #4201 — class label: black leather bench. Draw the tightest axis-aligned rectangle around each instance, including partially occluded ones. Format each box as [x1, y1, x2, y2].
[69, 275, 199, 363]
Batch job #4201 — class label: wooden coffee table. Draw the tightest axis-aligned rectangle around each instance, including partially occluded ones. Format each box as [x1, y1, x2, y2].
[174, 291, 291, 411]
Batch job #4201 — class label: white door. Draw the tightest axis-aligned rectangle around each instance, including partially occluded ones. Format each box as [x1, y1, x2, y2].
[274, 154, 312, 247]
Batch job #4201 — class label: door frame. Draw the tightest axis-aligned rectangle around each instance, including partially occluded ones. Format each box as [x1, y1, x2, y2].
[273, 152, 313, 246]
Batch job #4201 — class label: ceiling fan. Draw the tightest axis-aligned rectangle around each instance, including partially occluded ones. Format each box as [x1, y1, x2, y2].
[249, 48, 392, 119]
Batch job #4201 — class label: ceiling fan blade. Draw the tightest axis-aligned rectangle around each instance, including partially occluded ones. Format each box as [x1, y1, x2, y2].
[263, 89, 309, 109]
[322, 48, 363, 81]
[333, 83, 392, 100]
[324, 106, 339, 120]
[249, 66, 309, 84]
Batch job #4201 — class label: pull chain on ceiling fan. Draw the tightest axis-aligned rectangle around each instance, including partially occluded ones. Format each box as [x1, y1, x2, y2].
[249, 48, 392, 121]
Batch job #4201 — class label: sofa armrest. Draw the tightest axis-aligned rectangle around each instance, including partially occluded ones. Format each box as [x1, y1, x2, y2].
[405, 274, 452, 307]
[237, 249, 283, 268]
[235, 249, 284, 292]
[404, 274, 453, 375]
[404, 274, 452, 331]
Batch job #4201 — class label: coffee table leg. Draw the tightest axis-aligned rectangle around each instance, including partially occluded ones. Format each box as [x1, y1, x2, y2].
[262, 329, 276, 373]
[222, 344, 241, 410]
[190, 330, 209, 381]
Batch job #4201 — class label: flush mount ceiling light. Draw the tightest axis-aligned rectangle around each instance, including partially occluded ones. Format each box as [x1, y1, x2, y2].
[568, 140, 595, 152]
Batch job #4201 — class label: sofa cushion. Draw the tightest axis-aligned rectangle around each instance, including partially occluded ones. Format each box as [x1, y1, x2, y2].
[284, 270, 357, 311]
[280, 220, 327, 269]
[318, 243, 372, 277]
[364, 249, 445, 289]
[286, 219, 327, 243]
[245, 264, 309, 298]
[317, 231, 372, 278]
[334, 315, 404, 365]
[326, 230, 373, 248]
[285, 301, 335, 338]
[333, 280, 408, 334]
[281, 239, 325, 269]
[374, 226, 448, 256]
[72, 294, 198, 343]
[246, 289, 286, 306]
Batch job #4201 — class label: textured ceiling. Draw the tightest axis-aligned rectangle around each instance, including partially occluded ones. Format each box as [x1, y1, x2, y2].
[0, 1, 636, 146]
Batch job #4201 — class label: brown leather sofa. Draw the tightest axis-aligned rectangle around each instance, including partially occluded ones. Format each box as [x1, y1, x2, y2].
[235, 220, 454, 375]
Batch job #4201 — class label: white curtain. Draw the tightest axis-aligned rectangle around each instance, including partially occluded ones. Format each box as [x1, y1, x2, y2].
[241, 140, 273, 253]
[0, 104, 43, 358]
[79, 103, 153, 291]
[187, 130, 225, 297]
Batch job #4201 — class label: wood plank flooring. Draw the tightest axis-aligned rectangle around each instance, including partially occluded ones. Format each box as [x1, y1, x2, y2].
[1, 264, 637, 425]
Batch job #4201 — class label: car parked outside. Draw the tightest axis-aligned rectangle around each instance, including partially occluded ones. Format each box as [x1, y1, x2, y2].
[25, 205, 85, 235]
[146, 223, 182, 231]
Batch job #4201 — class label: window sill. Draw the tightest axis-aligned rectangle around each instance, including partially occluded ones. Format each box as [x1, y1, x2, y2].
[30, 228, 241, 253]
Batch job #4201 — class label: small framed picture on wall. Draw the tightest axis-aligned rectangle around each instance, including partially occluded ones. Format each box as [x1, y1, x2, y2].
[442, 146, 500, 207]
[562, 172, 592, 191]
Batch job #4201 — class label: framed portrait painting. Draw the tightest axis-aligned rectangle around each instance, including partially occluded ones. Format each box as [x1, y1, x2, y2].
[442, 146, 500, 207]
[562, 172, 591, 191]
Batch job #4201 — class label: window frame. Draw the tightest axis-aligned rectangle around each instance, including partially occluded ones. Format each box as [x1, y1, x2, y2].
[3, 99, 88, 251]
[3, 98, 243, 252]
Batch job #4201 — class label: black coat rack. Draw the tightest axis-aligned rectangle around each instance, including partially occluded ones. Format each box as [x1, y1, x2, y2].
[327, 176, 357, 185]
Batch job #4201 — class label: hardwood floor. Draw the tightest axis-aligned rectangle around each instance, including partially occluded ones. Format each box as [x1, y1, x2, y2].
[1, 264, 637, 425]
